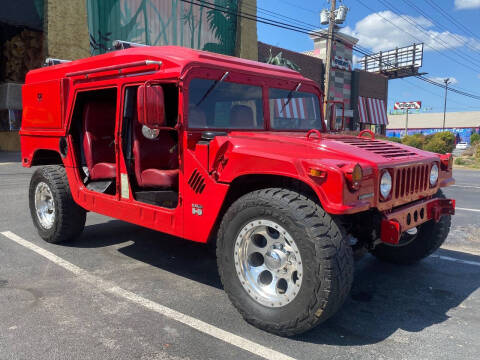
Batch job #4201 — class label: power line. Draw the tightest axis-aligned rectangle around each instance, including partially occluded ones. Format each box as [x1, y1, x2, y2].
[400, 78, 480, 110]
[399, 0, 480, 56]
[355, 0, 480, 73]
[179, 0, 480, 101]
[376, 0, 480, 67]
[424, 0, 480, 40]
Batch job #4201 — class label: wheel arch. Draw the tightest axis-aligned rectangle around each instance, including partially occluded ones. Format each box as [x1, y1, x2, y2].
[207, 174, 322, 246]
[30, 149, 63, 166]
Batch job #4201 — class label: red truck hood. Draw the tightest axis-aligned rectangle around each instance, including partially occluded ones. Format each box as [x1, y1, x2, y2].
[226, 131, 438, 167]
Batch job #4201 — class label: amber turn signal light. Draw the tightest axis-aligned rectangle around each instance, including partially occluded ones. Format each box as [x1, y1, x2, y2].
[344, 163, 363, 191]
[309, 168, 327, 179]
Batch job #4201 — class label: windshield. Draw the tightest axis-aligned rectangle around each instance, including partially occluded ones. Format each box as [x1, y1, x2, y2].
[269, 88, 323, 131]
[188, 78, 264, 129]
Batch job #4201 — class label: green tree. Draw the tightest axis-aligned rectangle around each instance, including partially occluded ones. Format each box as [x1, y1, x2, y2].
[471, 132, 480, 146]
[401, 134, 425, 149]
[388, 137, 402, 143]
[434, 131, 455, 151]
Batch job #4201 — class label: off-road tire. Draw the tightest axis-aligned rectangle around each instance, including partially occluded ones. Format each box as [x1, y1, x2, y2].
[371, 190, 451, 264]
[29, 165, 86, 243]
[217, 188, 354, 336]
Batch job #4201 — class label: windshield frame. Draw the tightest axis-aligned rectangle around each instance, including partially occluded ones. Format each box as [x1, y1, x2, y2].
[183, 67, 326, 132]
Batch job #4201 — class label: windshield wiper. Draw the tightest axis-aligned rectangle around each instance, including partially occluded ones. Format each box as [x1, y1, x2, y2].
[196, 71, 229, 106]
[279, 82, 302, 115]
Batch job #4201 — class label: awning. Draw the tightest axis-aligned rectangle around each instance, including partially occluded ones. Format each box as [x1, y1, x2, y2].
[357, 96, 368, 123]
[357, 96, 388, 125]
[367, 98, 388, 125]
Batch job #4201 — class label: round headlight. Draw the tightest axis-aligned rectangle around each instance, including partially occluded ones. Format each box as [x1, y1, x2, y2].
[380, 170, 392, 199]
[430, 163, 439, 186]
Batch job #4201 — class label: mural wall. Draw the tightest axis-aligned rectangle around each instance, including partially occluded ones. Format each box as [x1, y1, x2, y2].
[87, 0, 238, 55]
[386, 128, 480, 144]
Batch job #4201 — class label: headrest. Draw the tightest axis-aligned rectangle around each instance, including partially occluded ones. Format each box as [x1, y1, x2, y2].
[230, 105, 254, 128]
[83, 101, 116, 132]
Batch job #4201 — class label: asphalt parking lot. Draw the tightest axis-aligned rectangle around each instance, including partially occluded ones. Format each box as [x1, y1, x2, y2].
[1, 152, 479, 360]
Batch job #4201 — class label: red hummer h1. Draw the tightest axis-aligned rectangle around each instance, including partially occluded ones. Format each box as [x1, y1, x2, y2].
[21, 44, 455, 336]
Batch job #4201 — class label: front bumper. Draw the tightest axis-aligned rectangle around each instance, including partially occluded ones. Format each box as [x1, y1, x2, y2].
[380, 197, 455, 245]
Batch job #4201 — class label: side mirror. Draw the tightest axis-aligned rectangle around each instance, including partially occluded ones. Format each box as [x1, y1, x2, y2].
[137, 84, 165, 128]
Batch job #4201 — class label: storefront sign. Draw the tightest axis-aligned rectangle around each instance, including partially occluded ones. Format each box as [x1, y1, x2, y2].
[332, 56, 352, 71]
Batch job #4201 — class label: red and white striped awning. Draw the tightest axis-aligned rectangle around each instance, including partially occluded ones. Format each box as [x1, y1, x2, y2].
[357, 96, 388, 125]
[272, 98, 317, 119]
[357, 96, 368, 123]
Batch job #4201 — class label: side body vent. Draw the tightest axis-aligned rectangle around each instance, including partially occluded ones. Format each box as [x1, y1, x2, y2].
[188, 169, 206, 194]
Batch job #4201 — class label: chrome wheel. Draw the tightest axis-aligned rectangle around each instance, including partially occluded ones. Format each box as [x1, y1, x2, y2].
[234, 219, 303, 308]
[34, 182, 55, 229]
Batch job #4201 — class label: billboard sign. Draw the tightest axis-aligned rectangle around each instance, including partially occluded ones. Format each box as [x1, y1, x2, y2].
[394, 101, 421, 110]
[359, 43, 424, 79]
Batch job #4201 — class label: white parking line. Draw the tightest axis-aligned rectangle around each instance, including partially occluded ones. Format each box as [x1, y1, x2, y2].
[431, 254, 480, 267]
[456, 207, 480, 213]
[0, 231, 295, 360]
[451, 185, 480, 189]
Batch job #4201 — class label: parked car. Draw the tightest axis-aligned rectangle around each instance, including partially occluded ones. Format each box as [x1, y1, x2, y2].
[456, 142, 469, 150]
[20, 43, 456, 336]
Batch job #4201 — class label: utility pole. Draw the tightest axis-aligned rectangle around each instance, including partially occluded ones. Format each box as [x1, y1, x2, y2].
[404, 108, 409, 137]
[443, 78, 450, 131]
[324, 0, 336, 128]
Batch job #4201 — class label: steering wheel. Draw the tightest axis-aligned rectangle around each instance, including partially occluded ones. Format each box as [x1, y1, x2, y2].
[358, 129, 375, 140]
[306, 129, 322, 140]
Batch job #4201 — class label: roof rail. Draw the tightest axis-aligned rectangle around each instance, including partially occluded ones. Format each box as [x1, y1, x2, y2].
[44, 58, 72, 67]
[66, 60, 162, 78]
[112, 40, 148, 50]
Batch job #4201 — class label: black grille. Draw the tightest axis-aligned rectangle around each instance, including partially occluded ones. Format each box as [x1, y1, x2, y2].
[188, 169, 206, 194]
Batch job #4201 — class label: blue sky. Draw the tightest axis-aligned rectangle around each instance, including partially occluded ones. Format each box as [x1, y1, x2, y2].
[256, 0, 480, 113]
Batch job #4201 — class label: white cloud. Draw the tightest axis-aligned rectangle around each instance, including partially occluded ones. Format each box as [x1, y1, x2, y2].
[428, 76, 459, 85]
[455, 0, 480, 9]
[344, 11, 480, 53]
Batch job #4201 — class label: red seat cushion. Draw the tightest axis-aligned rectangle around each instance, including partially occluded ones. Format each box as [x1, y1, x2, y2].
[91, 162, 116, 180]
[133, 115, 179, 188]
[82, 101, 117, 180]
[140, 169, 179, 188]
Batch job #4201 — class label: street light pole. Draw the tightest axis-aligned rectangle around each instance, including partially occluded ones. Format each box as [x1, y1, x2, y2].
[443, 78, 450, 131]
[324, 0, 336, 128]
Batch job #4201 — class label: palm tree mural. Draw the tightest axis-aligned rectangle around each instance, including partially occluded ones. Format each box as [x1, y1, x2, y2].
[87, 0, 238, 56]
[202, 0, 237, 55]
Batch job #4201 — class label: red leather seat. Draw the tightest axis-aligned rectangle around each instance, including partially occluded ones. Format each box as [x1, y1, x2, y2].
[133, 122, 179, 188]
[230, 105, 254, 128]
[82, 102, 117, 180]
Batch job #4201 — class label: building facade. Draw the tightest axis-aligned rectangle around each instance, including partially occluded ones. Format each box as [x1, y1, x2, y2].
[387, 111, 480, 143]
[304, 30, 389, 133]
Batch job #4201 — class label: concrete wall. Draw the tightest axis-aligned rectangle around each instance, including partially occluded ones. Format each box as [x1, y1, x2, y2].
[0, 131, 20, 151]
[43, 0, 90, 60]
[236, 0, 258, 61]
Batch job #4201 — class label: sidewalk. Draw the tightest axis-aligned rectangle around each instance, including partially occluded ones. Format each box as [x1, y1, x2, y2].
[0, 151, 20, 164]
